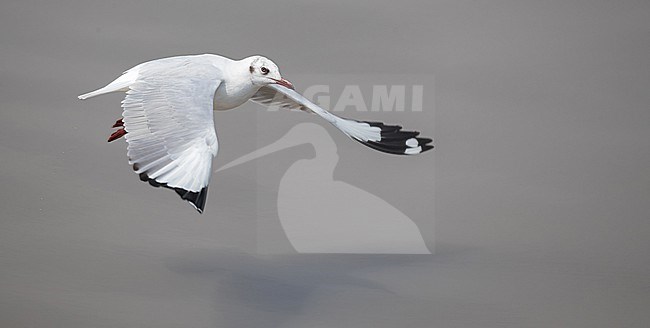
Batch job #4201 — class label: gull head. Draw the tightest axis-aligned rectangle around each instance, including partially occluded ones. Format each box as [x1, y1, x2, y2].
[247, 56, 294, 89]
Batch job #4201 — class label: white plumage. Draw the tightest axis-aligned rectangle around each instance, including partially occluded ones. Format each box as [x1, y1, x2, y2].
[79, 54, 433, 212]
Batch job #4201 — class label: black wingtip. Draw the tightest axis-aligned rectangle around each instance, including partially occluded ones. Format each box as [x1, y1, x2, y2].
[357, 121, 434, 155]
[138, 171, 208, 213]
[366, 121, 402, 133]
[174, 187, 208, 214]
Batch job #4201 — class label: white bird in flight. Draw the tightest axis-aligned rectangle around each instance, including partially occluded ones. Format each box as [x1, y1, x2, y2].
[78, 54, 433, 213]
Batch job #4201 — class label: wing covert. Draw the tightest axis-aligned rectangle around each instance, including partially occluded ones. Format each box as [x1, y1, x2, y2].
[249, 85, 307, 111]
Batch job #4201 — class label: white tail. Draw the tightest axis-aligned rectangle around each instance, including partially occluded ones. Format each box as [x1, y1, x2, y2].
[78, 66, 140, 100]
[78, 87, 115, 100]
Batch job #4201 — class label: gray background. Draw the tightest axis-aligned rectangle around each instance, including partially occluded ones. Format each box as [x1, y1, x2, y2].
[1, 0, 649, 327]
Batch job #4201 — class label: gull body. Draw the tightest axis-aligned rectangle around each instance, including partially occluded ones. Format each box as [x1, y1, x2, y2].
[79, 54, 433, 213]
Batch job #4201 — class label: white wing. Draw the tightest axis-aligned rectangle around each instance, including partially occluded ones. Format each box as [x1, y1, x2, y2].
[121, 58, 222, 213]
[250, 84, 433, 155]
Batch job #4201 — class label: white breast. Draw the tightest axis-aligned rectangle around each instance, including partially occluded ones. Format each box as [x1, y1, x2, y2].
[213, 80, 261, 111]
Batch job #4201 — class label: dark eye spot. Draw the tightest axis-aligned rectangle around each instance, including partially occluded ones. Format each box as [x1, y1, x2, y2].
[249, 66, 254, 73]
[261, 67, 269, 75]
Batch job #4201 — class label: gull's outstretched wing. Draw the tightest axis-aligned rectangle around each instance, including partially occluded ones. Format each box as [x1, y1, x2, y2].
[121, 58, 222, 213]
[250, 84, 433, 155]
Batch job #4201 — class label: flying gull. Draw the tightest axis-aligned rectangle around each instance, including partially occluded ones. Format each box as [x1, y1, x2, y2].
[78, 54, 433, 213]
